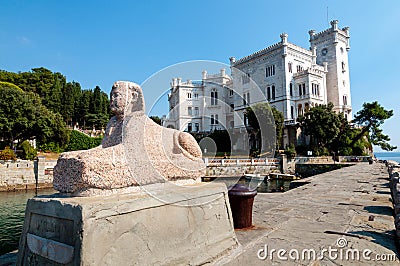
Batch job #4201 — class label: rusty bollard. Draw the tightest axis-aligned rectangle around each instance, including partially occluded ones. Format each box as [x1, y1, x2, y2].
[228, 184, 257, 229]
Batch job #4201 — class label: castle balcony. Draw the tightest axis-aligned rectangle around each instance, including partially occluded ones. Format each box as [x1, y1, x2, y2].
[341, 104, 352, 111]
[293, 68, 325, 79]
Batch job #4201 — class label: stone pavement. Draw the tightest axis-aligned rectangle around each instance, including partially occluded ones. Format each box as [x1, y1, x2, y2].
[221, 163, 399, 265]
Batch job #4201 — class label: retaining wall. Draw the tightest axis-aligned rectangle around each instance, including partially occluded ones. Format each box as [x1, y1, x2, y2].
[0, 156, 57, 191]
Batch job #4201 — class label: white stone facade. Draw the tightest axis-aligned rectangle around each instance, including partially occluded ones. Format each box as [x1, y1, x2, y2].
[164, 69, 237, 133]
[164, 20, 352, 150]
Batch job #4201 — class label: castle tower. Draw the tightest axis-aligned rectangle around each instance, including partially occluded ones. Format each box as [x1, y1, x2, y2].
[309, 20, 352, 120]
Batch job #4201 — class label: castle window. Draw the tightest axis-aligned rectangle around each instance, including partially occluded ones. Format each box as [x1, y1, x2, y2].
[188, 107, 192, 116]
[290, 83, 293, 96]
[305, 103, 310, 112]
[298, 104, 303, 116]
[311, 83, 319, 96]
[194, 107, 199, 116]
[211, 114, 219, 125]
[242, 73, 250, 84]
[187, 123, 192, 132]
[299, 84, 302, 96]
[291, 106, 294, 119]
[342, 62, 346, 72]
[187, 93, 192, 99]
[194, 93, 198, 99]
[267, 87, 271, 100]
[266, 65, 275, 77]
[229, 89, 234, 96]
[297, 65, 303, 72]
[195, 123, 199, 132]
[246, 92, 250, 105]
[211, 91, 218, 105]
[288, 62, 293, 73]
[272, 85, 276, 100]
[243, 93, 246, 105]
[343, 95, 348, 106]
[302, 84, 306, 96]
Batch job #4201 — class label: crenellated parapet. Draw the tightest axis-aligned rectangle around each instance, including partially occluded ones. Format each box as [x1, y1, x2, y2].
[232, 41, 283, 66]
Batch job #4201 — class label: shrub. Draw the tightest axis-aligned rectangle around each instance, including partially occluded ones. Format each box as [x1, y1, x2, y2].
[0, 146, 17, 161]
[65, 130, 103, 151]
[38, 142, 64, 153]
[19, 140, 37, 160]
[284, 144, 297, 158]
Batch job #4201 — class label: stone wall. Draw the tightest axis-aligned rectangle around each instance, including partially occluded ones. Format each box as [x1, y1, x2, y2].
[0, 156, 57, 191]
[206, 165, 280, 176]
[387, 160, 400, 243]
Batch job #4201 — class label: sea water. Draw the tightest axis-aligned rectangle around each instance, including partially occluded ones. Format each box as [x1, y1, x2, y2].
[374, 152, 400, 163]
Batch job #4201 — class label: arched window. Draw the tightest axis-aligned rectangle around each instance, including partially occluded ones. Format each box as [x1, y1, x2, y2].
[289, 83, 293, 97]
[267, 86, 271, 101]
[298, 104, 303, 116]
[291, 106, 294, 119]
[272, 85, 276, 100]
[211, 90, 218, 105]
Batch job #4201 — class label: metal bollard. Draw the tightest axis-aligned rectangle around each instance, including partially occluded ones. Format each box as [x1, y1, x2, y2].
[228, 184, 257, 229]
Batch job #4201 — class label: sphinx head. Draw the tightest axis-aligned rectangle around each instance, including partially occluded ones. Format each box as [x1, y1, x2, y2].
[110, 81, 145, 118]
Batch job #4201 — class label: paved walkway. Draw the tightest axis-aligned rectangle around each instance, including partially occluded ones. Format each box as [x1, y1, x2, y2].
[223, 163, 398, 265]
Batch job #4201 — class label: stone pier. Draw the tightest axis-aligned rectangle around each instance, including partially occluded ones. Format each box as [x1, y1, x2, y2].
[1, 162, 398, 265]
[222, 162, 398, 265]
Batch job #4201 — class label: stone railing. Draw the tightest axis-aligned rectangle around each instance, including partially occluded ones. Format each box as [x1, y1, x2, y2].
[293, 156, 372, 164]
[284, 119, 296, 126]
[387, 161, 400, 243]
[203, 157, 280, 167]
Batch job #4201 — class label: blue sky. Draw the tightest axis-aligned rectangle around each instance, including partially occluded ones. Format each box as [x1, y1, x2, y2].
[1, 1, 399, 151]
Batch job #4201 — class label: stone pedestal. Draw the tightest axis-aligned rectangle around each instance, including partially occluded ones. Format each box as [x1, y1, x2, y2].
[16, 183, 239, 265]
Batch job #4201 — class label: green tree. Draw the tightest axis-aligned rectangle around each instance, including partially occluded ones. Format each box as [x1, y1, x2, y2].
[19, 140, 37, 160]
[351, 101, 396, 151]
[61, 82, 76, 126]
[0, 85, 69, 150]
[297, 103, 343, 151]
[271, 107, 284, 149]
[245, 103, 282, 151]
[77, 90, 92, 128]
[90, 86, 102, 115]
[0, 68, 110, 131]
[150, 116, 162, 125]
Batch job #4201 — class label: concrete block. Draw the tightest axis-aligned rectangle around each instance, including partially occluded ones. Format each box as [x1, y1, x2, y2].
[17, 182, 239, 265]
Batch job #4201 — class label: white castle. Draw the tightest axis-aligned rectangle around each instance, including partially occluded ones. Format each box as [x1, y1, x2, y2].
[163, 20, 352, 151]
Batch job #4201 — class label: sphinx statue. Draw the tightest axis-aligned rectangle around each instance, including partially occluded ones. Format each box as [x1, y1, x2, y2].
[53, 81, 205, 195]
